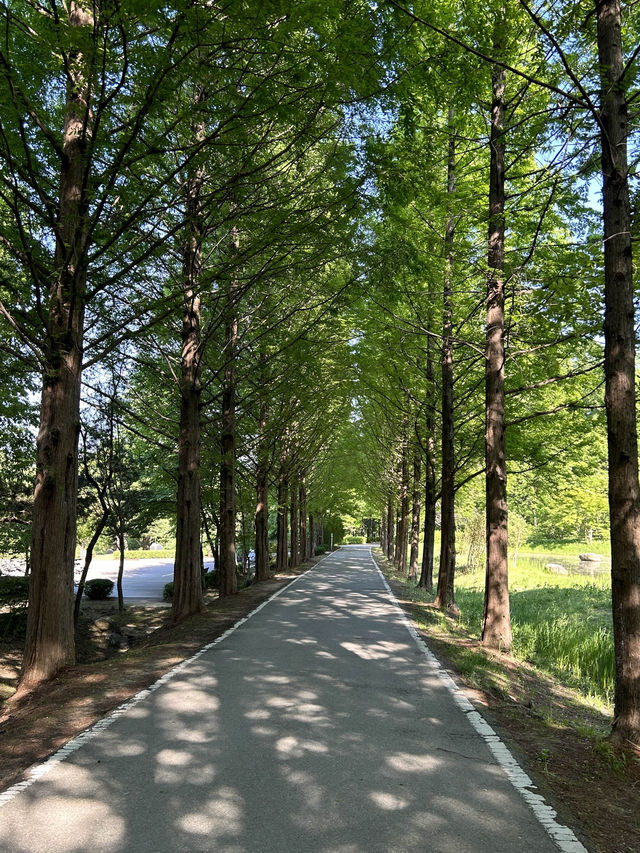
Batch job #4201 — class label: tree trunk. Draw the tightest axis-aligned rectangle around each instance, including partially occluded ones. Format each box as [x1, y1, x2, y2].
[219, 254, 239, 597]
[173, 92, 206, 621]
[220, 332, 238, 597]
[255, 466, 270, 582]
[21, 2, 93, 690]
[201, 509, 216, 572]
[117, 524, 125, 614]
[596, 0, 640, 745]
[394, 506, 401, 567]
[409, 445, 421, 581]
[420, 330, 437, 592]
[435, 111, 457, 611]
[482, 54, 512, 651]
[276, 472, 289, 572]
[74, 508, 109, 627]
[299, 480, 307, 562]
[400, 437, 410, 573]
[309, 512, 314, 555]
[381, 505, 387, 555]
[386, 492, 394, 560]
[290, 479, 299, 568]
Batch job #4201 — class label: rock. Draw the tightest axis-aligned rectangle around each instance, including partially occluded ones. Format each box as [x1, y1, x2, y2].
[108, 632, 126, 649]
[546, 563, 568, 574]
[93, 618, 112, 632]
[579, 552, 602, 562]
[447, 603, 461, 620]
[149, 542, 163, 551]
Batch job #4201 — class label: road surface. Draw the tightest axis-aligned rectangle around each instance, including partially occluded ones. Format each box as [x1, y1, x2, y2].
[0, 546, 585, 852]
[75, 556, 216, 600]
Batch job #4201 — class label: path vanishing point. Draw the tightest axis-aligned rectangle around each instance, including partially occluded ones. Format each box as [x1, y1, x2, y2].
[0, 546, 587, 852]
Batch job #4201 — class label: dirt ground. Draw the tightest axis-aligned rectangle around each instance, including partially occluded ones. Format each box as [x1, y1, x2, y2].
[1, 553, 639, 853]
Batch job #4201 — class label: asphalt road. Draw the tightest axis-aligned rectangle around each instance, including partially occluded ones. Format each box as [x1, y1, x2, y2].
[75, 556, 216, 600]
[0, 546, 584, 852]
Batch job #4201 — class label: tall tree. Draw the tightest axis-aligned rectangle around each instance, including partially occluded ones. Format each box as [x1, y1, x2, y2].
[20, 2, 94, 687]
[595, 0, 640, 744]
[482, 33, 512, 651]
[173, 84, 207, 622]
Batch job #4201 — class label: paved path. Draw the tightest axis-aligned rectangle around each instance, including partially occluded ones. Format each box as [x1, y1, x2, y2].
[0, 547, 584, 852]
[75, 557, 216, 601]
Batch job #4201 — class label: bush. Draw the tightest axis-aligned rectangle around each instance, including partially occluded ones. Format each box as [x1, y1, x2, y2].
[314, 546, 327, 555]
[344, 535, 366, 544]
[163, 581, 174, 601]
[0, 575, 30, 607]
[110, 548, 175, 560]
[0, 576, 30, 640]
[83, 578, 114, 600]
[203, 570, 219, 589]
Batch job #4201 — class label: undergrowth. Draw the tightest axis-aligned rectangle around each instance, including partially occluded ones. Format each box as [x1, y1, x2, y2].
[381, 554, 614, 708]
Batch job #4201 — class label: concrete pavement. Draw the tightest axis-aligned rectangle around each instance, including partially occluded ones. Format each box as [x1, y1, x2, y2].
[0, 546, 585, 852]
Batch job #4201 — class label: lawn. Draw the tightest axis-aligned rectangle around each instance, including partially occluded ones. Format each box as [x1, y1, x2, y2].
[384, 553, 614, 708]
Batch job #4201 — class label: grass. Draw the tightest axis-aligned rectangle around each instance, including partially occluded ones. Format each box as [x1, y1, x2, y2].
[383, 552, 614, 708]
[104, 549, 175, 560]
[518, 540, 611, 558]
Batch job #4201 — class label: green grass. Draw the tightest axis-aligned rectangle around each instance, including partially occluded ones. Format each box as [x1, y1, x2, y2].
[518, 540, 611, 558]
[104, 548, 175, 560]
[383, 552, 614, 708]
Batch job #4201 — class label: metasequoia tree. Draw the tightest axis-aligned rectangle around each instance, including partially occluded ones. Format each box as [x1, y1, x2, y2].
[18, 2, 94, 687]
[593, 0, 640, 744]
[434, 111, 457, 610]
[0, 2, 207, 688]
[173, 84, 207, 621]
[481, 26, 512, 650]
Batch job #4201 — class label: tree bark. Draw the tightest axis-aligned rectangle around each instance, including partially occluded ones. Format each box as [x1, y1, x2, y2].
[420, 331, 436, 592]
[299, 479, 307, 562]
[309, 512, 314, 555]
[173, 87, 206, 621]
[117, 524, 125, 614]
[290, 478, 299, 568]
[276, 471, 289, 572]
[596, 0, 640, 744]
[386, 492, 394, 560]
[74, 508, 108, 627]
[399, 437, 410, 573]
[435, 111, 457, 611]
[219, 235, 239, 598]
[254, 399, 270, 583]
[482, 54, 512, 651]
[409, 445, 421, 581]
[21, 2, 93, 689]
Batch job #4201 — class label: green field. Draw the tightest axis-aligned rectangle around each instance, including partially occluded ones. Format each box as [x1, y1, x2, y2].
[384, 553, 614, 708]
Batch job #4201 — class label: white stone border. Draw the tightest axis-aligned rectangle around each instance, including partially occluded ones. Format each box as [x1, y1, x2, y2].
[371, 551, 589, 853]
[0, 555, 330, 809]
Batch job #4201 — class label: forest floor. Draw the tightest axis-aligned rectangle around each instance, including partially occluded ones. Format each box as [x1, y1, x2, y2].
[0, 550, 638, 853]
[373, 551, 640, 853]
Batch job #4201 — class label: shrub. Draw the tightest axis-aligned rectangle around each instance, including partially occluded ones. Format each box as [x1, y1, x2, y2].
[110, 548, 175, 560]
[203, 570, 219, 589]
[0, 575, 30, 607]
[83, 578, 114, 600]
[344, 535, 366, 544]
[163, 581, 174, 601]
[0, 576, 29, 640]
[314, 546, 327, 555]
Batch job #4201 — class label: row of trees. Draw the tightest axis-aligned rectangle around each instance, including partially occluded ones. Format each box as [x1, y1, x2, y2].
[0, 0, 384, 689]
[1, 0, 639, 747]
[350, 0, 639, 745]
